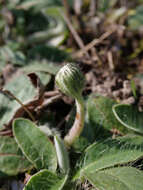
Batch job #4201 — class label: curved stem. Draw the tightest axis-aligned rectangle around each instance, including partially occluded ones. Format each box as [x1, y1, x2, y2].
[64, 96, 84, 147]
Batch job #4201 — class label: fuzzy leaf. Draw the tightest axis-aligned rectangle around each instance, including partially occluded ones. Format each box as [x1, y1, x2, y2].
[27, 46, 69, 62]
[0, 136, 32, 177]
[54, 135, 70, 174]
[34, 71, 51, 86]
[86, 95, 125, 141]
[0, 74, 37, 130]
[13, 118, 57, 171]
[22, 62, 61, 75]
[80, 135, 143, 175]
[113, 104, 143, 134]
[24, 169, 68, 190]
[84, 167, 143, 190]
[0, 46, 26, 69]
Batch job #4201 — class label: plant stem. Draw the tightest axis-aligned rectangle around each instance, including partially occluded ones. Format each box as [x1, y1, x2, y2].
[64, 95, 84, 146]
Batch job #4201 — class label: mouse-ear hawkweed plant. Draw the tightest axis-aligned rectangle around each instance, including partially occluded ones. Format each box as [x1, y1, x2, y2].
[55, 63, 85, 147]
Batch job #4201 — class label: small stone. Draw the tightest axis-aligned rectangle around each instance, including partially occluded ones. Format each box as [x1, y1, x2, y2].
[112, 90, 122, 98]
[121, 96, 135, 104]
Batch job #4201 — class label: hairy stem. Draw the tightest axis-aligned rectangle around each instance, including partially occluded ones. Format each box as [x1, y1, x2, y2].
[64, 96, 84, 146]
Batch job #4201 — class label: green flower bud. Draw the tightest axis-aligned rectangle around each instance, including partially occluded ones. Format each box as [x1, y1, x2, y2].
[55, 63, 85, 99]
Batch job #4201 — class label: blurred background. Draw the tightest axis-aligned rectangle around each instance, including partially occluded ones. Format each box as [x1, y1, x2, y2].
[1, 0, 143, 71]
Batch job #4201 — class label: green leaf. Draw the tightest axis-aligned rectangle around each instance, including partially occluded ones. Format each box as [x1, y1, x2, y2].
[0, 74, 37, 130]
[113, 104, 143, 134]
[84, 167, 143, 190]
[130, 80, 137, 98]
[27, 45, 69, 62]
[54, 135, 70, 174]
[86, 95, 125, 141]
[27, 7, 67, 46]
[77, 135, 143, 189]
[16, 0, 73, 11]
[22, 61, 61, 75]
[0, 136, 32, 177]
[0, 46, 26, 69]
[24, 169, 68, 190]
[80, 135, 143, 174]
[128, 6, 143, 30]
[13, 118, 57, 171]
[16, 0, 62, 10]
[34, 71, 51, 86]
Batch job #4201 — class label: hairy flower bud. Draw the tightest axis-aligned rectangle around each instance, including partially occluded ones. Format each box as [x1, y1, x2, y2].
[55, 63, 85, 99]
